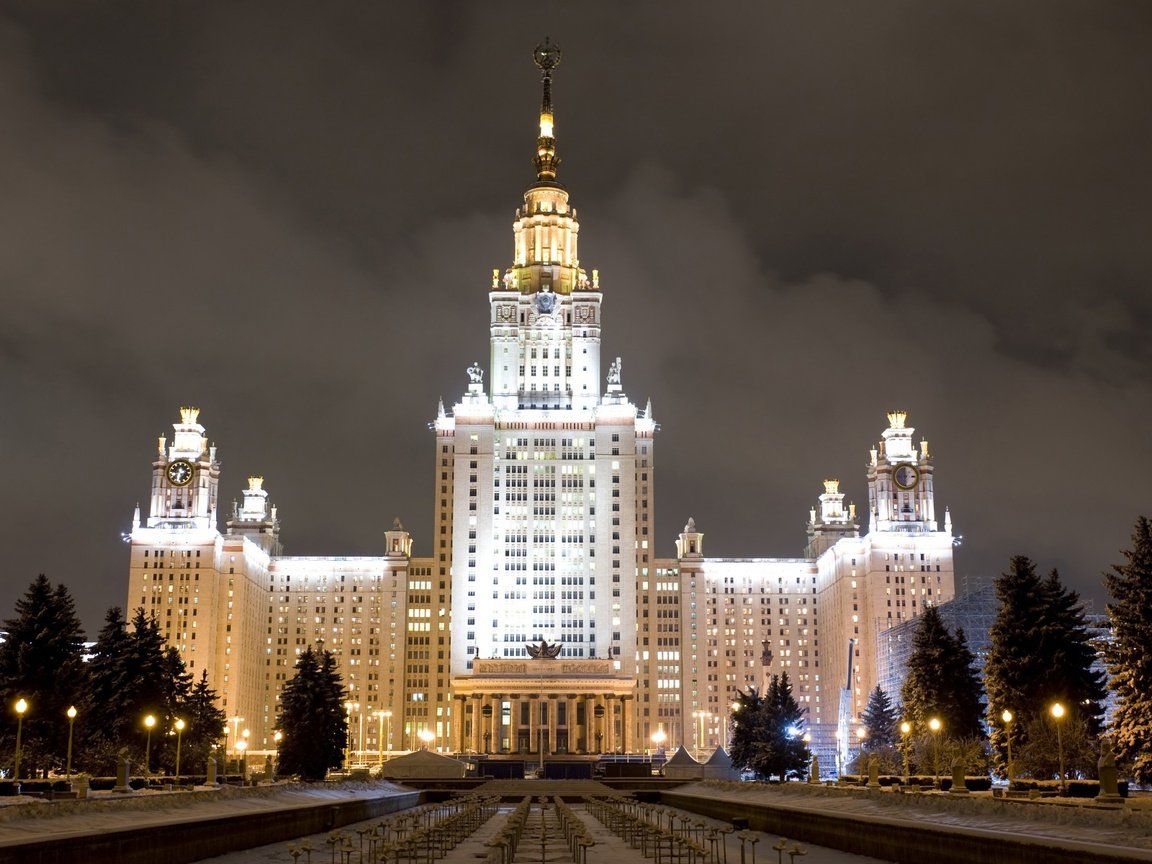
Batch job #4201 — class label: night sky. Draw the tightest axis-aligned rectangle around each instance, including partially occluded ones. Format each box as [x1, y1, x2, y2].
[2, 2, 1150, 634]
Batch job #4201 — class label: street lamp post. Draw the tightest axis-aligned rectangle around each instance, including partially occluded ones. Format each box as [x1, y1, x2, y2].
[384, 709, 393, 755]
[13, 699, 28, 782]
[237, 739, 247, 780]
[144, 714, 156, 777]
[65, 706, 77, 779]
[358, 708, 365, 763]
[174, 719, 185, 781]
[272, 730, 282, 779]
[651, 727, 667, 765]
[418, 729, 435, 750]
[344, 701, 358, 765]
[373, 711, 385, 765]
[899, 721, 912, 783]
[693, 711, 710, 759]
[1050, 703, 1066, 795]
[928, 717, 942, 788]
[1001, 709, 1014, 784]
[228, 716, 244, 761]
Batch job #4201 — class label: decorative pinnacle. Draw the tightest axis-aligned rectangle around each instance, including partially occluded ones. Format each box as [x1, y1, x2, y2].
[533, 36, 562, 76]
[532, 36, 562, 183]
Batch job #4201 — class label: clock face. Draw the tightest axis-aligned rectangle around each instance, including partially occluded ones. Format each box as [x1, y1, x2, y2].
[166, 459, 194, 487]
[893, 463, 919, 491]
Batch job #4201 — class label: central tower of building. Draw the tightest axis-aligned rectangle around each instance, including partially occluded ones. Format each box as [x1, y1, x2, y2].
[436, 40, 655, 685]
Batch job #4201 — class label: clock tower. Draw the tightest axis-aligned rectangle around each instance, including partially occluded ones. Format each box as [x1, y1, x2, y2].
[866, 411, 937, 532]
[147, 406, 220, 530]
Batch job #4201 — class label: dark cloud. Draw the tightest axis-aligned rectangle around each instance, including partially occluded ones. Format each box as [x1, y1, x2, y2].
[0, 2, 1149, 631]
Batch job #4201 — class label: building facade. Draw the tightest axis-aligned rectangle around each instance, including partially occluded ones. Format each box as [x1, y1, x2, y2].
[125, 42, 955, 771]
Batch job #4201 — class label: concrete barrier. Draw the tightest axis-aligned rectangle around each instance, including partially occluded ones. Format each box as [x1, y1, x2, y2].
[660, 789, 1152, 864]
[0, 789, 422, 864]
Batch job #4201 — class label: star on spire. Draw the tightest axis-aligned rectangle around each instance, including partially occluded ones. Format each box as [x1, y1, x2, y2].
[532, 36, 562, 183]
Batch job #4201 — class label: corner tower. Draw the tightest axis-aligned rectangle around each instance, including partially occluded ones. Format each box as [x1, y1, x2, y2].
[146, 407, 220, 530]
[866, 411, 937, 532]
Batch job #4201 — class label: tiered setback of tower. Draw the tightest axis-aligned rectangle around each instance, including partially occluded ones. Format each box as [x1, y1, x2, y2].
[125, 42, 954, 772]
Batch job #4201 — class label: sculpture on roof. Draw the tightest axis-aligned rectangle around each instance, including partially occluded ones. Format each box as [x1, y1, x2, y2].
[607, 357, 622, 386]
[526, 639, 563, 659]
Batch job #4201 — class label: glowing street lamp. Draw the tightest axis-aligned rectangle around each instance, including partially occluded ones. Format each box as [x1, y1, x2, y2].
[1050, 703, 1066, 794]
[13, 698, 28, 782]
[928, 717, 942, 788]
[273, 730, 282, 779]
[228, 716, 244, 758]
[174, 719, 186, 781]
[144, 714, 157, 777]
[899, 721, 912, 782]
[417, 729, 435, 750]
[1000, 709, 1014, 783]
[383, 709, 394, 757]
[651, 727, 667, 754]
[65, 706, 77, 779]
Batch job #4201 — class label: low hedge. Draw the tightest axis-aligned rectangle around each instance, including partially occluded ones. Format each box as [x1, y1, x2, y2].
[1008, 779, 1128, 798]
[839, 774, 992, 791]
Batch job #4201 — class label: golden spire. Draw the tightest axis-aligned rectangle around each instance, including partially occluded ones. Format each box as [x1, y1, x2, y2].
[532, 36, 562, 183]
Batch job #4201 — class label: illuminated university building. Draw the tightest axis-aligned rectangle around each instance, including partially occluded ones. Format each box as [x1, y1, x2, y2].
[125, 42, 955, 770]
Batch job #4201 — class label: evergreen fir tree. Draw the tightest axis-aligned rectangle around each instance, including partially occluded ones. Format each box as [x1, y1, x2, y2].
[176, 671, 226, 778]
[861, 686, 900, 750]
[0, 575, 88, 775]
[944, 627, 985, 739]
[84, 607, 176, 772]
[84, 607, 130, 763]
[277, 644, 347, 780]
[1105, 516, 1152, 784]
[901, 605, 984, 739]
[984, 555, 1045, 773]
[1037, 570, 1105, 732]
[728, 675, 809, 781]
[758, 672, 810, 780]
[985, 557, 1105, 774]
[728, 686, 766, 776]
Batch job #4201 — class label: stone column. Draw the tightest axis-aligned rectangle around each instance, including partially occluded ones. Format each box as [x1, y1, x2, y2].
[528, 695, 538, 756]
[510, 695, 521, 752]
[565, 695, 577, 753]
[492, 694, 503, 753]
[456, 696, 467, 753]
[599, 695, 608, 755]
[482, 696, 493, 754]
[580, 695, 589, 755]
[547, 695, 558, 755]
[604, 696, 615, 753]
[621, 696, 632, 754]
[471, 696, 482, 754]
